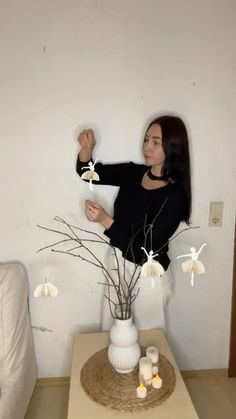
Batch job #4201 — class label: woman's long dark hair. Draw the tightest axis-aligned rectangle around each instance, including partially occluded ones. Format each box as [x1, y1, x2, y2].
[146, 115, 191, 223]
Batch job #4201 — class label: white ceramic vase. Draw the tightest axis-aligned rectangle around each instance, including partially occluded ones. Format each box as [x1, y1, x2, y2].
[108, 316, 141, 373]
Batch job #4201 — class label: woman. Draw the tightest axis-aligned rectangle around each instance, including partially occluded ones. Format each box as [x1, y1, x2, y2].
[76, 115, 191, 330]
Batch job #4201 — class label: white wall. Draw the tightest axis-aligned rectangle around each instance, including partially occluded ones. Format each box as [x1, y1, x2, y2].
[1, 0, 235, 377]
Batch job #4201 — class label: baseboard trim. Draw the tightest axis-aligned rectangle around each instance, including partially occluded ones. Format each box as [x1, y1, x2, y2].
[36, 377, 70, 387]
[181, 369, 228, 379]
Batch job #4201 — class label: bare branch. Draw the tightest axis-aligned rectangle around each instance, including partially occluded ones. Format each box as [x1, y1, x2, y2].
[154, 225, 200, 254]
[51, 249, 102, 269]
[37, 238, 73, 253]
[37, 215, 200, 321]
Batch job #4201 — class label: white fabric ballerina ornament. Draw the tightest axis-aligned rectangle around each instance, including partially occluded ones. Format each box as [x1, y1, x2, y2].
[81, 159, 100, 191]
[177, 243, 206, 286]
[34, 279, 58, 298]
[140, 247, 164, 287]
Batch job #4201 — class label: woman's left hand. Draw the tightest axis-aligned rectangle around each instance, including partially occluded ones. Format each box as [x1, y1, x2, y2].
[85, 200, 114, 229]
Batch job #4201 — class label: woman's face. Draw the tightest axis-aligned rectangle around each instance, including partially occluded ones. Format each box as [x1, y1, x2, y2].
[142, 123, 166, 168]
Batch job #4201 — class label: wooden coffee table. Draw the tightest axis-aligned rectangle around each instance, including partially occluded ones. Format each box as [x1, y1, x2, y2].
[67, 329, 199, 418]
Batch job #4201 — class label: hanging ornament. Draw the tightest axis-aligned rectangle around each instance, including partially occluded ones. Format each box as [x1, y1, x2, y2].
[34, 280, 58, 298]
[140, 247, 164, 279]
[177, 243, 206, 286]
[81, 160, 100, 191]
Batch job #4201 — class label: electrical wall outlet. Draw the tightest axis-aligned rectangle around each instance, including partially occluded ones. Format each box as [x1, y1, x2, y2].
[209, 201, 224, 227]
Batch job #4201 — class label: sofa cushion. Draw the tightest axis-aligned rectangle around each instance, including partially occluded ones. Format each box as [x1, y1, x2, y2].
[0, 262, 38, 419]
[0, 263, 29, 378]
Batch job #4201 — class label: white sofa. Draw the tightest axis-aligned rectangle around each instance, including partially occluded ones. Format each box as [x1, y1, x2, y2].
[0, 262, 38, 419]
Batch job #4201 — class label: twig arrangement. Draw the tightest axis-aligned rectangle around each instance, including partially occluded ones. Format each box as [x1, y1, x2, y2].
[37, 216, 141, 319]
[37, 209, 199, 319]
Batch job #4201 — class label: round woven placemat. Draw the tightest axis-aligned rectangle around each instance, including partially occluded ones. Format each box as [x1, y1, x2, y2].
[80, 347, 176, 412]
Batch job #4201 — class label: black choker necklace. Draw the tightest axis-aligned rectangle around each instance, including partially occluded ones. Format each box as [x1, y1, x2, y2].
[147, 168, 166, 181]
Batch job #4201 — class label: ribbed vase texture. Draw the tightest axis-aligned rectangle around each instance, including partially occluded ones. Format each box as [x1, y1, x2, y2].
[108, 317, 141, 373]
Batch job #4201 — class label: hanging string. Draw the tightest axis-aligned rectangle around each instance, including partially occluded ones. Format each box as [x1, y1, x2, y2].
[192, 223, 196, 248]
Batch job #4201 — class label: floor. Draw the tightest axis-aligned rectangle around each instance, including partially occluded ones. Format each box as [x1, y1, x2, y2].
[25, 377, 236, 419]
[24, 385, 69, 419]
[184, 377, 236, 419]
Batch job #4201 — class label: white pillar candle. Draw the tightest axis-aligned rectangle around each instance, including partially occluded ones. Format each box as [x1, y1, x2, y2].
[146, 346, 159, 374]
[152, 373, 163, 389]
[136, 383, 147, 398]
[146, 346, 159, 363]
[139, 356, 153, 386]
[152, 364, 159, 374]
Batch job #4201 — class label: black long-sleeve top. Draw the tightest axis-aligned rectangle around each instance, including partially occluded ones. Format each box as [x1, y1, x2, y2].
[76, 156, 188, 270]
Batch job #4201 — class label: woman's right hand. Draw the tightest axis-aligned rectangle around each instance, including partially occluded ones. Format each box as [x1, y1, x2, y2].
[85, 199, 114, 230]
[78, 129, 96, 151]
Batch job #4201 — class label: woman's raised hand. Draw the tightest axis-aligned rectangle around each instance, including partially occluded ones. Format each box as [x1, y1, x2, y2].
[78, 129, 96, 150]
[78, 129, 96, 162]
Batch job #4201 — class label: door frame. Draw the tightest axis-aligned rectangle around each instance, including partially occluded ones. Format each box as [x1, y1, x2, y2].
[228, 221, 236, 376]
